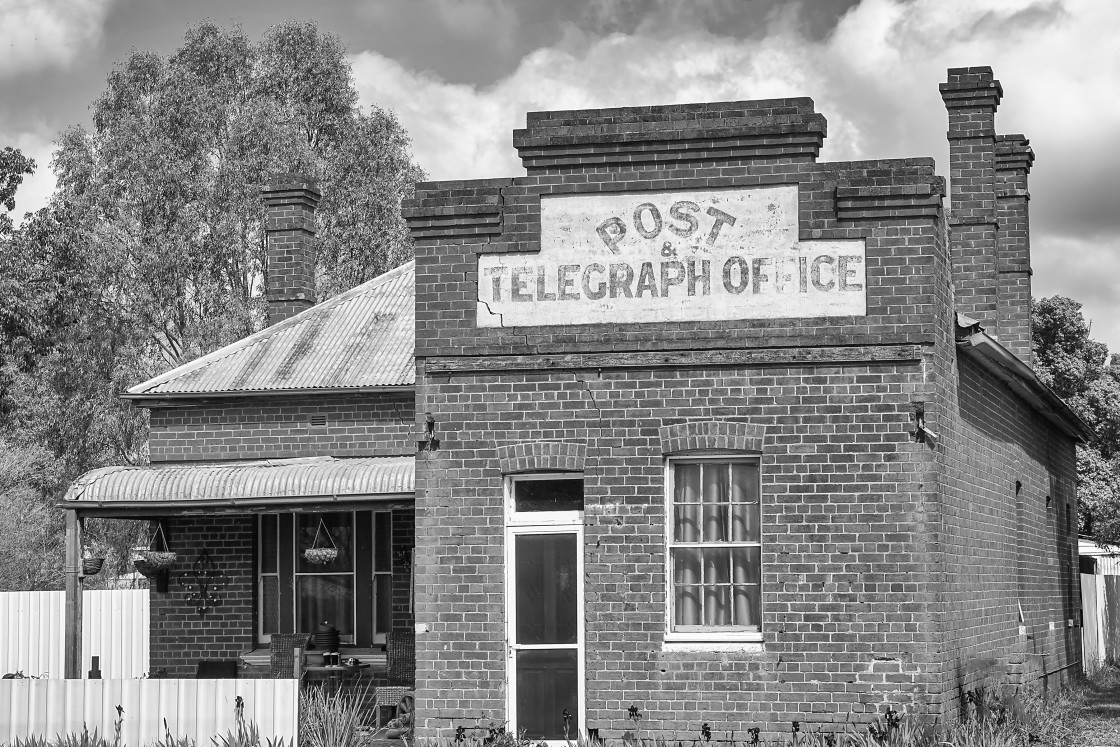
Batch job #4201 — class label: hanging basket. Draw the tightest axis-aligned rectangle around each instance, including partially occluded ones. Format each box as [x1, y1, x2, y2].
[82, 557, 105, 576]
[133, 523, 177, 577]
[302, 517, 339, 565]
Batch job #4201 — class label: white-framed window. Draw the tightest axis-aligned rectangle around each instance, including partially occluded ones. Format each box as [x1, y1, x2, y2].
[504, 475, 585, 742]
[257, 510, 393, 646]
[665, 457, 762, 642]
[505, 473, 585, 525]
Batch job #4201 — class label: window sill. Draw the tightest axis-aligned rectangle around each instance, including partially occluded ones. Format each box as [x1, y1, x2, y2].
[240, 647, 388, 669]
[662, 641, 765, 653]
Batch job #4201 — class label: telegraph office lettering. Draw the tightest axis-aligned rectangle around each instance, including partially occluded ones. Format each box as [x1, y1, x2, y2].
[482, 254, 863, 304]
[475, 185, 868, 326]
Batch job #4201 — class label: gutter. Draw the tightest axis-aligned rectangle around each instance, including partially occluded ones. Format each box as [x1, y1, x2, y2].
[121, 384, 415, 405]
[61, 492, 416, 517]
[955, 327, 1091, 442]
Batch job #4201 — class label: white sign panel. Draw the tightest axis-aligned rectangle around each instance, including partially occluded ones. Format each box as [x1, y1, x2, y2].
[476, 185, 866, 327]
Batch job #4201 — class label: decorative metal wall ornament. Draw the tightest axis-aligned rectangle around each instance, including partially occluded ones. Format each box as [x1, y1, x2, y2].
[181, 551, 227, 617]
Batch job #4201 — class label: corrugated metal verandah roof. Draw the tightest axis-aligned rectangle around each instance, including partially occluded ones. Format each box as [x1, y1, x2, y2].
[62, 456, 414, 515]
[125, 261, 415, 398]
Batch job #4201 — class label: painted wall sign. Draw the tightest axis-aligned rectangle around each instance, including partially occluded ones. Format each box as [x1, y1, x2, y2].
[476, 185, 866, 327]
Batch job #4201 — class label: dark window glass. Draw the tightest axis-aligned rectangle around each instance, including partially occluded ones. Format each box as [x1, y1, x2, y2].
[260, 514, 278, 574]
[375, 574, 393, 635]
[297, 576, 355, 635]
[515, 534, 578, 644]
[515, 479, 584, 512]
[261, 577, 279, 635]
[375, 512, 392, 571]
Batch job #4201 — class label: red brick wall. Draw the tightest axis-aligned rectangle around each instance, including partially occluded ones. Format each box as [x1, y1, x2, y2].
[149, 516, 255, 679]
[415, 362, 941, 739]
[934, 353, 1080, 714]
[148, 393, 414, 462]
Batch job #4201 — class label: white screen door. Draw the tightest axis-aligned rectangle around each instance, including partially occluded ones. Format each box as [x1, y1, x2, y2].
[506, 476, 584, 740]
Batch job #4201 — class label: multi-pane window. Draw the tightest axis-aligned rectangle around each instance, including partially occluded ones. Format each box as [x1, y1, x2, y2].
[668, 459, 761, 639]
[257, 510, 393, 646]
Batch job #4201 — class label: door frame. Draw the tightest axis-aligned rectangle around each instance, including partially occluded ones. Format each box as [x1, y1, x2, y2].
[504, 475, 586, 741]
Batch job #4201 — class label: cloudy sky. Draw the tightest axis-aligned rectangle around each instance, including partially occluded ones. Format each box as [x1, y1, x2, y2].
[2, 0, 1118, 352]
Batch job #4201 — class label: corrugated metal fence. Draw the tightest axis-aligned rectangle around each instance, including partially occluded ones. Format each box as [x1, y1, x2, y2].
[0, 679, 298, 744]
[1082, 573, 1120, 667]
[0, 590, 148, 679]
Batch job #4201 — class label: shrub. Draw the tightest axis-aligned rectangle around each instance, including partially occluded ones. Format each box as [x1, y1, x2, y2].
[299, 685, 370, 747]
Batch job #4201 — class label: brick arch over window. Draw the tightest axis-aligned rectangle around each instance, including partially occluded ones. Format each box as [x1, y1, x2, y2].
[659, 421, 766, 455]
[497, 441, 587, 474]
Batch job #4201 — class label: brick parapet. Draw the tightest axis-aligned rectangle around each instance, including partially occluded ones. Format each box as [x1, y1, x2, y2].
[835, 178, 945, 223]
[402, 183, 508, 240]
[514, 98, 827, 171]
[409, 158, 945, 362]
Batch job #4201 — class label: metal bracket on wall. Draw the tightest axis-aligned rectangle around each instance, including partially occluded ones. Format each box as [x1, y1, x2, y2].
[418, 412, 440, 452]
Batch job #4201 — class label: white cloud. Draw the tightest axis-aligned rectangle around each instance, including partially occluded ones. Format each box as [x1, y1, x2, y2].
[0, 0, 117, 77]
[351, 0, 1120, 352]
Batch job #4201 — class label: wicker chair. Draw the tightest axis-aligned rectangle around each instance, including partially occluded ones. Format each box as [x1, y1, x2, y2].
[269, 633, 310, 679]
[373, 630, 416, 727]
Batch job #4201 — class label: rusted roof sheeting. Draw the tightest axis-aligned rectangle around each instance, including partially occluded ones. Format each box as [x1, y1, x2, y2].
[128, 261, 415, 395]
[63, 456, 414, 506]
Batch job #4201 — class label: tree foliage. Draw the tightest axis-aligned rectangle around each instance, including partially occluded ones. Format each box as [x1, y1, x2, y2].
[0, 21, 422, 590]
[0, 147, 35, 235]
[1032, 296, 1120, 543]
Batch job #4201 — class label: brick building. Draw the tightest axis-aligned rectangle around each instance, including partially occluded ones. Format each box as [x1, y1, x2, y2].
[403, 65, 1086, 739]
[59, 67, 1086, 739]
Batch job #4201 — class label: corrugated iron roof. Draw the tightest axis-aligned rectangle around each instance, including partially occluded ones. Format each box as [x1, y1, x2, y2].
[63, 456, 414, 511]
[127, 261, 415, 397]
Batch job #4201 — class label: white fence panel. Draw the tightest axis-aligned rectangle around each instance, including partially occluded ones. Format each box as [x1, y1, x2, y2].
[1082, 573, 1104, 667]
[0, 679, 299, 744]
[0, 590, 149, 679]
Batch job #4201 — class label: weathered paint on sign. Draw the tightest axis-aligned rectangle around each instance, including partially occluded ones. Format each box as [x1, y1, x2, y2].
[476, 185, 866, 327]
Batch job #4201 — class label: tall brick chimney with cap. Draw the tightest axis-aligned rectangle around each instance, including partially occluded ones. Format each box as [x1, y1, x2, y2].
[262, 174, 321, 326]
[941, 67, 1002, 330]
[995, 134, 1035, 363]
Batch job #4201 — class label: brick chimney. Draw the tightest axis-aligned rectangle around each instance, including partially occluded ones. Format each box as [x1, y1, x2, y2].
[262, 174, 321, 326]
[941, 67, 1002, 327]
[995, 134, 1035, 364]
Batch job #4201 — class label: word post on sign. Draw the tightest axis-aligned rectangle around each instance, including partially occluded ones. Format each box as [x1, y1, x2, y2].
[476, 185, 866, 327]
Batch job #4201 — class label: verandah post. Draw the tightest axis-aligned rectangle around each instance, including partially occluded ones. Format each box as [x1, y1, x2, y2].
[64, 509, 83, 679]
